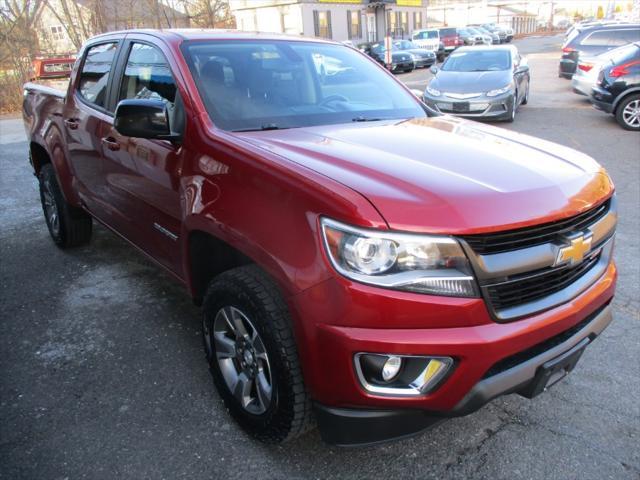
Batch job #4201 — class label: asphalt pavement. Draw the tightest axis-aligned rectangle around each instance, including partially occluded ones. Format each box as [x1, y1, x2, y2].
[1, 35, 639, 480]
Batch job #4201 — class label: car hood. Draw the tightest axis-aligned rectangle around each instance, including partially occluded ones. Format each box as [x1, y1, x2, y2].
[431, 70, 512, 93]
[232, 116, 612, 234]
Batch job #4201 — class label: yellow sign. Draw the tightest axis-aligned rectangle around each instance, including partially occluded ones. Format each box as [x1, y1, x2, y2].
[397, 0, 423, 6]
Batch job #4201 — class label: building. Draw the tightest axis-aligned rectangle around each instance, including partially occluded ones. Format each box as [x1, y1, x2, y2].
[229, 0, 431, 45]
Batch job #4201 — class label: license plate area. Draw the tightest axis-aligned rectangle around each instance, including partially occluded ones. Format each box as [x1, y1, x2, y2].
[518, 337, 590, 399]
[453, 102, 470, 112]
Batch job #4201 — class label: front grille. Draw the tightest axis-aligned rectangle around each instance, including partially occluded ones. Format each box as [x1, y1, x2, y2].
[460, 199, 610, 255]
[482, 300, 610, 379]
[487, 251, 601, 311]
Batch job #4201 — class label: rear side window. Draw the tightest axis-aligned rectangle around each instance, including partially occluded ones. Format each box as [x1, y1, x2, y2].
[78, 42, 118, 109]
[581, 29, 640, 47]
[118, 43, 177, 106]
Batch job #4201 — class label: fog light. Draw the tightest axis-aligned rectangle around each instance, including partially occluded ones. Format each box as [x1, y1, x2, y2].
[355, 353, 454, 396]
[382, 356, 402, 381]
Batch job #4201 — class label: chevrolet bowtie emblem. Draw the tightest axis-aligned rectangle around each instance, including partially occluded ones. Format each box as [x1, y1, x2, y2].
[555, 234, 593, 267]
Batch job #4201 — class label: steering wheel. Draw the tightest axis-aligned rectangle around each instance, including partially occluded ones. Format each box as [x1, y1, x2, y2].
[319, 94, 349, 107]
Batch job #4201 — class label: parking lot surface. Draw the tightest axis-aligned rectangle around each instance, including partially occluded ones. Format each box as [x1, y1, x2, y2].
[1, 35, 639, 480]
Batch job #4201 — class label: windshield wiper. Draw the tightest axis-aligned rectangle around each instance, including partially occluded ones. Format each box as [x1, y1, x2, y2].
[232, 123, 288, 132]
[352, 116, 385, 122]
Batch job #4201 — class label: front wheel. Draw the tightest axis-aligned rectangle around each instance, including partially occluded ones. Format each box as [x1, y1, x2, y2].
[521, 81, 530, 105]
[38, 164, 92, 248]
[505, 93, 517, 123]
[615, 94, 640, 131]
[202, 265, 313, 443]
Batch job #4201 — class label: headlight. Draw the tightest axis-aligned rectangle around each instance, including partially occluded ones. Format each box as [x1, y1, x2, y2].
[426, 85, 441, 97]
[321, 218, 478, 297]
[486, 85, 512, 97]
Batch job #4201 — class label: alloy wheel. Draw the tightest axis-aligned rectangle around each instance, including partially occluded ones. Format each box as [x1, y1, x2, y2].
[204, 306, 273, 415]
[622, 99, 640, 128]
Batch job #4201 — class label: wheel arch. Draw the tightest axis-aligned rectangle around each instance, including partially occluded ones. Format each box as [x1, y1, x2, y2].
[612, 87, 640, 113]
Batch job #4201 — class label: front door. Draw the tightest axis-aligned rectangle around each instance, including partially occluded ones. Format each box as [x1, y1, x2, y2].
[101, 40, 185, 275]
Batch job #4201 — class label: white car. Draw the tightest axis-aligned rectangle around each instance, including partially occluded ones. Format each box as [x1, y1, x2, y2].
[571, 43, 632, 96]
[411, 28, 440, 53]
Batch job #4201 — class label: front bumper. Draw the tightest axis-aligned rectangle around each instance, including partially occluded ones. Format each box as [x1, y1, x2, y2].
[422, 91, 515, 120]
[391, 60, 414, 72]
[290, 255, 616, 445]
[315, 300, 613, 446]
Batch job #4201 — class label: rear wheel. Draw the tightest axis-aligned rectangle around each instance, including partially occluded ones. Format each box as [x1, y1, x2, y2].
[38, 164, 92, 248]
[202, 265, 313, 443]
[615, 94, 640, 131]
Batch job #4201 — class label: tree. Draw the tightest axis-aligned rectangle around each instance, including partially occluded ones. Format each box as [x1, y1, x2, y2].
[182, 0, 234, 28]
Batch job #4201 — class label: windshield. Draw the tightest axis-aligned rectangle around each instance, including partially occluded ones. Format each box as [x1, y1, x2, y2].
[413, 30, 438, 40]
[182, 40, 426, 131]
[442, 50, 512, 72]
[393, 40, 414, 50]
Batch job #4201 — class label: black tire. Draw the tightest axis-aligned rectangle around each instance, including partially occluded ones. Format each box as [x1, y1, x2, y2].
[522, 81, 530, 105]
[202, 265, 313, 443]
[614, 93, 640, 131]
[437, 54, 445, 62]
[505, 93, 517, 123]
[38, 163, 92, 248]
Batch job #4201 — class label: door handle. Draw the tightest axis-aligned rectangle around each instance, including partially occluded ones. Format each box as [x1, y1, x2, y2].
[101, 136, 121, 151]
[64, 118, 79, 130]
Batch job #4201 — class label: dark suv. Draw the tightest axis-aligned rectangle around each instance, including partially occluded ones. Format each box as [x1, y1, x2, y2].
[590, 42, 640, 130]
[559, 24, 640, 78]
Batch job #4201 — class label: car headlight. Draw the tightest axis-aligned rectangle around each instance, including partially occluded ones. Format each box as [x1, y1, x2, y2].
[426, 85, 441, 97]
[486, 85, 512, 97]
[321, 218, 478, 297]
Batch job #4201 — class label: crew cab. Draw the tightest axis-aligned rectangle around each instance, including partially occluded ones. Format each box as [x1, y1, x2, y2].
[23, 30, 617, 447]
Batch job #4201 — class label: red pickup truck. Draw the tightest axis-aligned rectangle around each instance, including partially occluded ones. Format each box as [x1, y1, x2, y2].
[23, 30, 617, 446]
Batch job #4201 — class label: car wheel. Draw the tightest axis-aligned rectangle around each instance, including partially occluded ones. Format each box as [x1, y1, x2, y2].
[505, 94, 517, 123]
[615, 94, 640, 131]
[437, 54, 445, 62]
[202, 265, 313, 443]
[522, 81, 530, 105]
[38, 163, 92, 248]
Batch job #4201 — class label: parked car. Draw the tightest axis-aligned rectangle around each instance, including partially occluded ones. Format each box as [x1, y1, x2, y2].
[456, 27, 481, 46]
[478, 23, 507, 43]
[559, 23, 640, 78]
[590, 42, 640, 130]
[423, 45, 530, 122]
[23, 30, 617, 447]
[392, 40, 436, 67]
[438, 27, 462, 53]
[369, 43, 415, 72]
[466, 27, 493, 45]
[411, 28, 441, 54]
[469, 25, 501, 44]
[571, 44, 631, 96]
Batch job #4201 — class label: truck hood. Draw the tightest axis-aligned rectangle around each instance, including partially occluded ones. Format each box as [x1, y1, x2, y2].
[233, 116, 612, 234]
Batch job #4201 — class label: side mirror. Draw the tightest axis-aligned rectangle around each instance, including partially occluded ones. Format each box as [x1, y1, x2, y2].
[515, 64, 530, 74]
[430, 65, 439, 75]
[114, 99, 181, 141]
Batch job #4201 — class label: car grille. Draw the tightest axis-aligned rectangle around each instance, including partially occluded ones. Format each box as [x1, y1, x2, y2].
[460, 199, 610, 255]
[486, 251, 601, 311]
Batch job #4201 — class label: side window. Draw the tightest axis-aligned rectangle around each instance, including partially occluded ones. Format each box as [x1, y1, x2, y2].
[580, 31, 611, 46]
[615, 29, 640, 46]
[78, 42, 118, 109]
[119, 43, 177, 106]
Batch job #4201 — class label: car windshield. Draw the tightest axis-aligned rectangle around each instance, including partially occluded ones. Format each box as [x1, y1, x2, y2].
[182, 40, 426, 131]
[393, 40, 414, 50]
[442, 50, 512, 72]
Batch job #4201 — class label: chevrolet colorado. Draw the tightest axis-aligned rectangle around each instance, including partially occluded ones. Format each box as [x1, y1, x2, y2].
[23, 30, 617, 446]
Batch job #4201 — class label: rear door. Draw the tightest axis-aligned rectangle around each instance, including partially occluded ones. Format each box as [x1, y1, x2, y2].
[100, 37, 186, 275]
[64, 38, 122, 216]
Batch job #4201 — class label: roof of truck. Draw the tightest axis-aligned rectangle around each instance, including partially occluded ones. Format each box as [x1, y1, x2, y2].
[89, 28, 337, 44]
